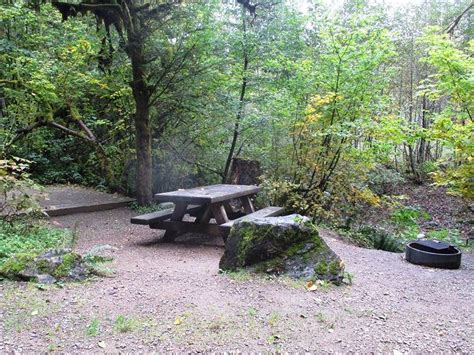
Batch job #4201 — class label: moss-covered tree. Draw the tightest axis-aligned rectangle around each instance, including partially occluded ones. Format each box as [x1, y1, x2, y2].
[50, 0, 182, 205]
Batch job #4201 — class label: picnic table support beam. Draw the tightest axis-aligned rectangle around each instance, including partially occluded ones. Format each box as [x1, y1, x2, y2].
[194, 204, 212, 224]
[240, 196, 255, 214]
[162, 202, 189, 242]
[223, 202, 234, 216]
[210, 203, 229, 224]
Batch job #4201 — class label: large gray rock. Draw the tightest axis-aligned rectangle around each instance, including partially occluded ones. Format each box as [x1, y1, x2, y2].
[219, 214, 344, 284]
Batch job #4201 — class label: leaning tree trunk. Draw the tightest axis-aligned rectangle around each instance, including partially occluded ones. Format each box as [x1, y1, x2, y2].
[129, 40, 153, 206]
[222, 7, 249, 183]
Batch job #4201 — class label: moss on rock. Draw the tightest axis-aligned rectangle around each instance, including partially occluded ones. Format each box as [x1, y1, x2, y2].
[220, 214, 345, 284]
[0, 253, 37, 279]
[52, 252, 81, 278]
[0, 249, 88, 283]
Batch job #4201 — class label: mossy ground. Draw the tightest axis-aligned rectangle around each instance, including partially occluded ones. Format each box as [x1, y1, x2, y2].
[52, 252, 81, 278]
[0, 253, 37, 279]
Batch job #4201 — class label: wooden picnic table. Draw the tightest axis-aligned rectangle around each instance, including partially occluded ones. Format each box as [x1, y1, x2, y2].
[131, 184, 284, 242]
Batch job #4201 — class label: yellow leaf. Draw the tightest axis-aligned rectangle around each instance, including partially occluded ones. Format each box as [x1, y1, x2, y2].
[174, 316, 183, 325]
[305, 281, 318, 291]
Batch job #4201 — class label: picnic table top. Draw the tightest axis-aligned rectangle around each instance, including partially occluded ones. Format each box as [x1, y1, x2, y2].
[154, 184, 260, 204]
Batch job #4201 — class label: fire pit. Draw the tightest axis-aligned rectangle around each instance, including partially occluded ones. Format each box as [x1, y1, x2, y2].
[405, 239, 462, 269]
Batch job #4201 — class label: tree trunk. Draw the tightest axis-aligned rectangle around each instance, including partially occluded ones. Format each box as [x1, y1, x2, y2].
[222, 8, 249, 183]
[129, 40, 153, 205]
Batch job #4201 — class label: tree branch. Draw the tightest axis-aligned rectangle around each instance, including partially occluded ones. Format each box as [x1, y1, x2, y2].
[445, 2, 473, 34]
[162, 139, 224, 177]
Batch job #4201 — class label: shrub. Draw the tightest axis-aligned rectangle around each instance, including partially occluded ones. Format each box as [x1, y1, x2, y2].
[367, 164, 405, 195]
[0, 157, 42, 221]
[338, 226, 403, 253]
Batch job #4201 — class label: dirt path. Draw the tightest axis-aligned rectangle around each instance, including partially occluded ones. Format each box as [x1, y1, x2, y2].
[1, 207, 473, 353]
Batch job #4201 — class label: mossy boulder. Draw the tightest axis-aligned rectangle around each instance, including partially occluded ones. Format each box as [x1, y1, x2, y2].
[0, 253, 37, 279]
[0, 249, 89, 283]
[220, 214, 344, 284]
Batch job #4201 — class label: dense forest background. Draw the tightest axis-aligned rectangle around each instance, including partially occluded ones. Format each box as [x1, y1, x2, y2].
[1, 0, 472, 244]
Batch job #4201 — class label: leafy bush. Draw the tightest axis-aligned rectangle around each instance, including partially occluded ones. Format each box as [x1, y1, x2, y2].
[367, 164, 405, 195]
[391, 206, 430, 228]
[338, 226, 403, 253]
[129, 201, 170, 214]
[0, 157, 42, 221]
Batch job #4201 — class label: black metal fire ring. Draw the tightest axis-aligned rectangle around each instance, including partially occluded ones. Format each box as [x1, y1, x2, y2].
[405, 240, 462, 269]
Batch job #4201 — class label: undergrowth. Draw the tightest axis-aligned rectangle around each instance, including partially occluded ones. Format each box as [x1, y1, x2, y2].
[0, 220, 71, 266]
[336, 205, 466, 252]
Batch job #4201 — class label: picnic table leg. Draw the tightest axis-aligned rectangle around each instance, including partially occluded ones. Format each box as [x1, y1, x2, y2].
[223, 202, 234, 215]
[194, 204, 212, 224]
[162, 202, 188, 242]
[210, 203, 229, 224]
[240, 196, 255, 214]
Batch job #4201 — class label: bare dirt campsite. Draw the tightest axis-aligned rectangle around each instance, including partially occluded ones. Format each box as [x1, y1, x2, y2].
[0, 207, 472, 353]
[1, 187, 473, 353]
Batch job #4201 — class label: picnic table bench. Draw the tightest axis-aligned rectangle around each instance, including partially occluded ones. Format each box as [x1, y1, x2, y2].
[131, 184, 284, 241]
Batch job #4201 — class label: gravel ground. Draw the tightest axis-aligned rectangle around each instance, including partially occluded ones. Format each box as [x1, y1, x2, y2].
[1, 207, 473, 353]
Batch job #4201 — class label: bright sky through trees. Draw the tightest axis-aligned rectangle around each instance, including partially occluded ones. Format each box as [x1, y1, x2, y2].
[296, 0, 426, 13]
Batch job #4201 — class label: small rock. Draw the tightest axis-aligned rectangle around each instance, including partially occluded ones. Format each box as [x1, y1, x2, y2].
[36, 274, 57, 284]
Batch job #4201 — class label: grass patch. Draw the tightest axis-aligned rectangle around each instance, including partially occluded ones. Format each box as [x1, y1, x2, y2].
[1, 283, 61, 333]
[426, 228, 465, 247]
[114, 315, 138, 333]
[219, 269, 254, 282]
[86, 318, 100, 337]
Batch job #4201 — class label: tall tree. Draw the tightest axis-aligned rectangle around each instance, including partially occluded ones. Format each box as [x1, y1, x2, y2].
[50, 0, 183, 205]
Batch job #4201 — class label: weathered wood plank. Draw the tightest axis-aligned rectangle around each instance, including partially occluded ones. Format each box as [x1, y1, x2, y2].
[130, 204, 201, 225]
[162, 202, 190, 242]
[154, 184, 260, 204]
[210, 203, 229, 224]
[149, 206, 285, 239]
[194, 205, 212, 224]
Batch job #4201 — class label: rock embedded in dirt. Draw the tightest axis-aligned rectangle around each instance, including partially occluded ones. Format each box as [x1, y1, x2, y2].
[219, 214, 345, 284]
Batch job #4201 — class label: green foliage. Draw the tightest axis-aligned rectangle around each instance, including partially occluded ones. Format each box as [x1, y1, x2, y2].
[0, 253, 37, 278]
[1, 2, 131, 190]
[391, 206, 430, 228]
[113, 315, 138, 333]
[0, 220, 70, 264]
[82, 244, 115, 276]
[367, 165, 405, 195]
[426, 228, 464, 247]
[338, 226, 403, 253]
[418, 29, 473, 198]
[0, 0, 471, 250]
[86, 319, 100, 337]
[0, 157, 42, 220]
[129, 201, 168, 214]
